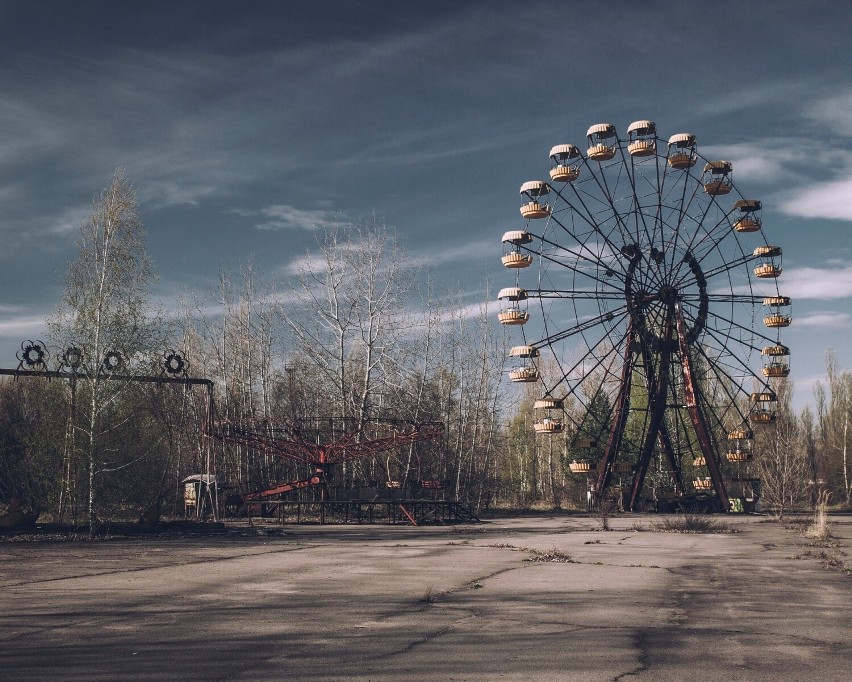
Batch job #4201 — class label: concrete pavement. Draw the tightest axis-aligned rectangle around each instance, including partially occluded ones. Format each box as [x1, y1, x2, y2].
[1, 515, 849, 681]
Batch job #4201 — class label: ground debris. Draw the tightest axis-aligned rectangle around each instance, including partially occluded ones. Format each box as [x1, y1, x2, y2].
[525, 548, 575, 563]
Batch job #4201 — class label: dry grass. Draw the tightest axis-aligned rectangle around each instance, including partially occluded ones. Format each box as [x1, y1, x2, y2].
[596, 496, 617, 531]
[652, 514, 736, 534]
[525, 548, 575, 563]
[806, 490, 832, 541]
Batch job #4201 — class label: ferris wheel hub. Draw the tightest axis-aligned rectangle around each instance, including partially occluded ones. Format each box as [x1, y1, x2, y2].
[658, 285, 679, 306]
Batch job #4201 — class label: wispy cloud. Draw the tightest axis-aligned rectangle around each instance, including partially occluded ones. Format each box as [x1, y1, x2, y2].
[412, 237, 496, 268]
[0, 314, 48, 336]
[780, 264, 852, 300]
[793, 311, 850, 328]
[692, 80, 813, 119]
[450, 299, 499, 321]
[47, 204, 91, 235]
[803, 90, 852, 136]
[779, 177, 852, 221]
[701, 143, 801, 185]
[233, 204, 344, 232]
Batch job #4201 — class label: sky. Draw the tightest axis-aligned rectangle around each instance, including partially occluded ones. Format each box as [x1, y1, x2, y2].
[0, 0, 850, 412]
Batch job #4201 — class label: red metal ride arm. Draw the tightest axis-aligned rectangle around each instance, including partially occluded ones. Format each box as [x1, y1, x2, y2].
[243, 470, 325, 501]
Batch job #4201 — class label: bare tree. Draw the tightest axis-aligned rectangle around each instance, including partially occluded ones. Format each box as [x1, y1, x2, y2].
[753, 378, 809, 517]
[49, 169, 163, 531]
[817, 349, 852, 506]
[281, 220, 416, 482]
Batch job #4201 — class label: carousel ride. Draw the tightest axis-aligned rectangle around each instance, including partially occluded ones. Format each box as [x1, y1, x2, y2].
[213, 417, 463, 523]
[500, 121, 790, 511]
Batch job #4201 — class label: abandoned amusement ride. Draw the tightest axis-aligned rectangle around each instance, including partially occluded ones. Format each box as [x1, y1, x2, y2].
[499, 120, 790, 513]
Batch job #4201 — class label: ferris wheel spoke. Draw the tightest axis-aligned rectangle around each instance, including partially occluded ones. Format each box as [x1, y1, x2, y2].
[689, 216, 741, 265]
[687, 341, 753, 422]
[578, 158, 636, 244]
[538, 329, 628, 434]
[696, 252, 756, 282]
[677, 200, 735, 264]
[618, 147, 658, 249]
[663, 176, 709, 275]
[551, 184, 632, 262]
[534, 305, 630, 348]
[700, 305, 780, 349]
[701, 293, 763, 305]
[531, 289, 626, 300]
[536, 230, 623, 289]
[561, 331, 631, 435]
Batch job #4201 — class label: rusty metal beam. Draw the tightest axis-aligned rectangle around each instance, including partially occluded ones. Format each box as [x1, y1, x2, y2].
[675, 305, 730, 511]
[629, 328, 672, 511]
[0, 367, 213, 387]
[595, 323, 635, 498]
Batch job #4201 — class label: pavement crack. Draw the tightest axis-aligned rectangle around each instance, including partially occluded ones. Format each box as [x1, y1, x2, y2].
[0, 544, 314, 588]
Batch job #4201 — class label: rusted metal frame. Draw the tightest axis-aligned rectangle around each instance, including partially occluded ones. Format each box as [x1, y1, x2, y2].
[243, 471, 324, 501]
[216, 421, 444, 520]
[657, 422, 684, 496]
[0, 367, 213, 387]
[214, 421, 443, 466]
[324, 424, 444, 463]
[398, 504, 417, 525]
[231, 420, 444, 465]
[637, 340, 685, 498]
[213, 426, 316, 465]
[675, 305, 730, 510]
[594, 322, 636, 498]
[629, 329, 673, 511]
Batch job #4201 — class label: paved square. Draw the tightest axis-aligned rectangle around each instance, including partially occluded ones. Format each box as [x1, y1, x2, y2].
[1, 515, 849, 681]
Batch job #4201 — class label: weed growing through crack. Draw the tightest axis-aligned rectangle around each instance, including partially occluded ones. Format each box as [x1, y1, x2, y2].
[806, 490, 832, 541]
[419, 586, 436, 604]
[525, 548, 575, 563]
[652, 514, 736, 534]
[791, 549, 851, 575]
[596, 496, 616, 531]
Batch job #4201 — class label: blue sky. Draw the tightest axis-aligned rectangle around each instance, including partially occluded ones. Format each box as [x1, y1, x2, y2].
[0, 0, 850, 411]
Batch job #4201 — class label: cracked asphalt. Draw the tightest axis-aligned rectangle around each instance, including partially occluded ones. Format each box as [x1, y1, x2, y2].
[1, 514, 850, 681]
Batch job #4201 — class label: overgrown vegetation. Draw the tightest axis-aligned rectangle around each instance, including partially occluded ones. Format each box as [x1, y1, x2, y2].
[652, 514, 736, 534]
[1, 172, 851, 525]
[525, 548, 574, 563]
[806, 490, 832, 541]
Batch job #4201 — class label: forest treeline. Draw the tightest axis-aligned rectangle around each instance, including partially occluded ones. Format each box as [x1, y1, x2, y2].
[1, 172, 851, 526]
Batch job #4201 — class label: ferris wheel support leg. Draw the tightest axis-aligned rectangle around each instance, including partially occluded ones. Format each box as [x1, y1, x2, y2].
[675, 308, 731, 511]
[658, 423, 685, 496]
[629, 337, 672, 512]
[638, 339, 685, 495]
[595, 325, 636, 500]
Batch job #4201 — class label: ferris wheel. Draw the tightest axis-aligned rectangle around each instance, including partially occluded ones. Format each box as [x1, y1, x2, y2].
[499, 120, 791, 511]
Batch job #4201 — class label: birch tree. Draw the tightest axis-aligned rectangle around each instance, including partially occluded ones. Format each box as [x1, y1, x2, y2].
[49, 169, 162, 531]
[282, 224, 414, 406]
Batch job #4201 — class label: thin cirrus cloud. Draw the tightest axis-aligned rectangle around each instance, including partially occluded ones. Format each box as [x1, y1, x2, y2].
[0, 313, 49, 336]
[232, 204, 343, 232]
[803, 90, 852, 135]
[793, 311, 850, 329]
[780, 265, 852, 299]
[779, 177, 852, 221]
